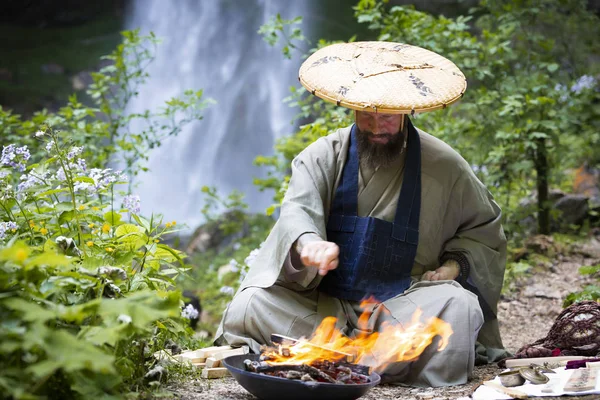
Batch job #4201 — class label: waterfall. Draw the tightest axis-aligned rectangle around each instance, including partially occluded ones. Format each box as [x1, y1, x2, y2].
[125, 0, 311, 230]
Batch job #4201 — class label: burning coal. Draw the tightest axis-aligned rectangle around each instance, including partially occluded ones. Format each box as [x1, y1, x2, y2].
[243, 301, 453, 384]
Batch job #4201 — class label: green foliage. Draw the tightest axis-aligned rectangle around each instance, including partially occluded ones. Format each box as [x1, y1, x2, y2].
[258, 14, 307, 59]
[200, 186, 249, 236]
[501, 260, 532, 293]
[0, 129, 198, 398]
[0, 27, 212, 398]
[183, 188, 274, 330]
[564, 284, 600, 307]
[564, 264, 600, 306]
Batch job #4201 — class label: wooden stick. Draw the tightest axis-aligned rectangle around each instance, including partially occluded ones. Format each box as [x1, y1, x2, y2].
[175, 350, 206, 363]
[197, 345, 232, 358]
[482, 381, 528, 399]
[211, 346, 249, 361]
[245, 361, 341, 384]
[201, 367, 231, 379]
[270, 334, 355, 363]
[505, 356, 587, 368]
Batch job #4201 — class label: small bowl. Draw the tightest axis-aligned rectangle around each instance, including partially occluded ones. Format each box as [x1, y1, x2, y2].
[498, 370, 526, 387]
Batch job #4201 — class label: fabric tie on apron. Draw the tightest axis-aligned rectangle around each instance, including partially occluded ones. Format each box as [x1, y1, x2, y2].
[319, 120, 422, 302]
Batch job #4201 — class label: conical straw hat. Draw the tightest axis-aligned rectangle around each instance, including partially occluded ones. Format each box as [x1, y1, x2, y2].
[299, 41, 467, 114]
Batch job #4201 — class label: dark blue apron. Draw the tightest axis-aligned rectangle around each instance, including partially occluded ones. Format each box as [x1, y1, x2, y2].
[319, 120, 421, 302]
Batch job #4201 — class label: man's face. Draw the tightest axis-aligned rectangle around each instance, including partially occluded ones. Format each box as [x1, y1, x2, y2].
[355, 111, 404, 144]
[354, 110, 406, 168]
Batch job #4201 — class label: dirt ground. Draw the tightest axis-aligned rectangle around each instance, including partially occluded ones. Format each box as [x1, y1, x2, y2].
[167, 236, 600, 400]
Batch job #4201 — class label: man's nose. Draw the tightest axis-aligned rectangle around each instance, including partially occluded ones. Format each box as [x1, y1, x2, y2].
[371, 119, 383, 134]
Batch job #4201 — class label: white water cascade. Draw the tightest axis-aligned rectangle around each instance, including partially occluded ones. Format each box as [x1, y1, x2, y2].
[125, 0, 312, 230]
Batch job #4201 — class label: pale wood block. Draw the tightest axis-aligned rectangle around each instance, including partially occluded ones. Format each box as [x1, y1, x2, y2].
[205, 357, 221, 368]
[201, 367, 230, 379]
[175, 350, 206, 363]
[211, 346, 249, 361]
[197, 345, 233, 358]
[192, 362, 206, 368]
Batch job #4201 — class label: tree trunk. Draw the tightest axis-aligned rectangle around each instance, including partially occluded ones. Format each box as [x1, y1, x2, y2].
[535, 137, 550, 234]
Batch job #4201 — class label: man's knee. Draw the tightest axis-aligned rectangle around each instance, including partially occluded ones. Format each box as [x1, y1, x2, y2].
[438, 284, 484, 333]
[223, 285, 317, 341]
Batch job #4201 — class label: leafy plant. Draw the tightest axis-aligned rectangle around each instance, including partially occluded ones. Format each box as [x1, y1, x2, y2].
[0, 25, 213, 396]
[181, 188, 274, 329]
[564, 264, 600, 306]
[258, 14, 307, 59]
[0, 129, 199, 398]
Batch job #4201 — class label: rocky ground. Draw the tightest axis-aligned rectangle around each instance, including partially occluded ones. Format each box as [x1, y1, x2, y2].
[167, 235, 600, 400]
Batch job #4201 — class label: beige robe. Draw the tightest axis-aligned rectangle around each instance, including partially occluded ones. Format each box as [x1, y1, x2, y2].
[215, 124, 509, 365]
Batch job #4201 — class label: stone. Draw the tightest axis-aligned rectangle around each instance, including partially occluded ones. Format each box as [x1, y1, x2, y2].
[524, 235, 556, 256]
[574, 163, 600, 208]
[71, 71, 93, 90]
[553, 194, 589, 228]
[523, 284, 561, 299]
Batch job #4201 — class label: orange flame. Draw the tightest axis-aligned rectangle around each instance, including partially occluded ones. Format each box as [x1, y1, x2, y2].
[265, 299, 453, 373]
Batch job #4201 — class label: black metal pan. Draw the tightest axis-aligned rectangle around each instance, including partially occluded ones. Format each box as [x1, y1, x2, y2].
[222, 353, 380, 400]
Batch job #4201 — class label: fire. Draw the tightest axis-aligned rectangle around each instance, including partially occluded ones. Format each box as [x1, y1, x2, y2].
[265, 299, 453, 373]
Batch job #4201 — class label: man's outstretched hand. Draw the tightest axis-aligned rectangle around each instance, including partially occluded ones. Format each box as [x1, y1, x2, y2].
[295, 234, 339, 276]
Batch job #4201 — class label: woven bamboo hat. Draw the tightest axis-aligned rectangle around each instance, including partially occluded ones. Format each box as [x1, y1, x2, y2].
[299, 41, 467, 114]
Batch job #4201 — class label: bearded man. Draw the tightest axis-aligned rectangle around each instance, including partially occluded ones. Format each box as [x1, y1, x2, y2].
[215, 42, 509, 387]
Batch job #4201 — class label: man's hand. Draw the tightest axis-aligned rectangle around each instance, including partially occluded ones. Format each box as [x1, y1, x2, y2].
[297, 240, 339, 276]
[421, 259, 460, 281]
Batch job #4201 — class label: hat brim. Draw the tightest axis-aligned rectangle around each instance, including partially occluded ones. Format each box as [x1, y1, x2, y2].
[299, 42, 467, 114]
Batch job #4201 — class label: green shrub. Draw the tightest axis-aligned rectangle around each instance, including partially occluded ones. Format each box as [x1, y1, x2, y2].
[0, 129, 201, 398]
[564, 264, 600, 306]
[0, 25, 213, 398]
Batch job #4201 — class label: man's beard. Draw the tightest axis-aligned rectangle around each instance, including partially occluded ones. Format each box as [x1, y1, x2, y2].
[356, 127, 406, 170]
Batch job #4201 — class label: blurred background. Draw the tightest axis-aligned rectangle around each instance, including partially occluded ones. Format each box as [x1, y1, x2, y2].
[0, 0, 541, 229]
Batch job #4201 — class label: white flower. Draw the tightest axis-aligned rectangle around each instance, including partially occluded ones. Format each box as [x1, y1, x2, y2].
[181, 303, 199, 320]
[228, 258, 239, 273]
[117, 314, 132, 324]
[122, 194, 141, 214]
[35, 131, 45, 137]
[0, 221, 18, 240]
[67, 146, 84, 160]
[219, 286, 235, 296]
[244, 247, 261, 267]
[238, 268, 248, 283]
[571, 75, 596, 94]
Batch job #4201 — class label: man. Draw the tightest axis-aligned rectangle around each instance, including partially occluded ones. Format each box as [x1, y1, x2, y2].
[215, 42, 509, 387]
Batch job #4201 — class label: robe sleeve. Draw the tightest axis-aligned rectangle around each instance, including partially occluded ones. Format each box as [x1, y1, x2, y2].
[237, 132, 344, 292]
[274, 139, 341, 289]
[441, 168, 507, 318]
